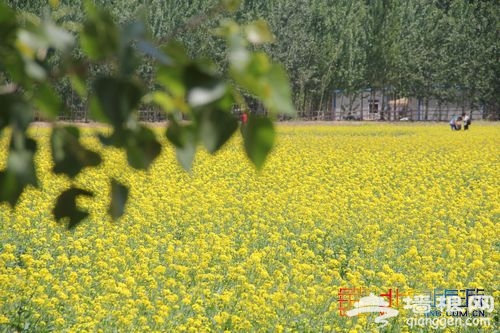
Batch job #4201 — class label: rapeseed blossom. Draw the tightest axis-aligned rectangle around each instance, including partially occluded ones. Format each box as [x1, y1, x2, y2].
[0, 123, 498, 332]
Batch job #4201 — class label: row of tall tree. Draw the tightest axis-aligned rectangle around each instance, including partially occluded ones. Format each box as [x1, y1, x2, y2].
[8, 0, 500, 119]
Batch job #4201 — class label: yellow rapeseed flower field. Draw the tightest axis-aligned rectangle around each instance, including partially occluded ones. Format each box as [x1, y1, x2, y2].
[0, 123, 498, 332]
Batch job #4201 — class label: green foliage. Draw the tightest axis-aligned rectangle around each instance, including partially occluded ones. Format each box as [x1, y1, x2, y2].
[80, 2, 118, 60]
[242, 116, 275, 170]
[123, 126, 162, 170]
[53, 187, 94, 230]
[199, 108, 238, 153]
[34, 83, 63, 119]
[51, 126, 102, 177]
[166, 120, 198, 170]
[0, 0, 296, 228]
[0, 135, 38, 206]
[109, 179, 129, 219]
[91, 77, 143, 125]
[0, 293, 52, 332]
[220, 20, 294, 115]
[6, 0, 500, 117]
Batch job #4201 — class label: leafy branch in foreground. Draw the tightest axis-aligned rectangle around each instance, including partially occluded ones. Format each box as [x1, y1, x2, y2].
[0, 0, 295, 228]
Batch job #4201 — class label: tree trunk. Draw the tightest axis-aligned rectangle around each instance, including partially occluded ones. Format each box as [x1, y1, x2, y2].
[424, 98, 429, 121]
[416, 99, 419, 121]
[340, 93, 344, 120]
[437, 100, 442, 121]
[392, 93, 397, 121]
[332, 93, 336, 121]
[360, 90, 364, 121]
[380, 88, 386, 121]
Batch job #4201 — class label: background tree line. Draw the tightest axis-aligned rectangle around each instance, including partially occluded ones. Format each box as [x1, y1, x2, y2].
[8, 0, 500, 120]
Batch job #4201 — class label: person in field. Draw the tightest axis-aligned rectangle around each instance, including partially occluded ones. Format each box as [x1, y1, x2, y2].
[463, 113, 471, 130]
[241, 112, 248, 124]
[455, 116, 463, 130]
[449, 115, 457, 130]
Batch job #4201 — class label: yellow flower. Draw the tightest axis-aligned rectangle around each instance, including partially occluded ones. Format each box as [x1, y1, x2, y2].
[1, 124, 498, 331]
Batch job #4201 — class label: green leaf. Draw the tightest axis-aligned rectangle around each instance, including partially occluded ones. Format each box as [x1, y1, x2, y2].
[199, 108, 238, 153]
[53, 187, 93, 230]
[156, 65, 186, 98]
[231, 53, 295, 116]
[51, 126, 102, 178]
[125, 126, 161, 170]
[245, 20, 274, 44]
[150, 91, 175, 112]
[166, 120, 197, 171]
[220, 21, 249, 71]
[184, 64, 226, 108]
[137, 40, 172, 65]
[165, 118, 186, 148]
[33, 83, 62, 120]
[119, 45, 139, 77]
[157, 61, 225, 108]
[0, 94, 32, 132]
[89, 95, 108, 124]
[43, 20, 74, 52]
[24, 59, 47, 81]
[97, 131, 117, 147]
[0, 135, 38, 206]
[175, 138, 197, 171]
[222, 0, 241, 12]
[230, 51, 268, 91]
[108, 179, 129, 220]
[17, 29, 48, 54]
[80, 2, 119, 60]
[0, 52, 25, 84]
[16, 20, 73, 56]
[69, 74, 87, 98]
[0, 169, 28, 206]
[188, 82, 227, 108]
[92, 77, 143, 126]
[161, 41, 189, 65]
[262, 64, 295, 115]
[0, 3, 17, 43]
[242, 116, 275, 170]
[0, 96, 12, 133]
